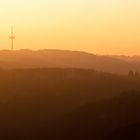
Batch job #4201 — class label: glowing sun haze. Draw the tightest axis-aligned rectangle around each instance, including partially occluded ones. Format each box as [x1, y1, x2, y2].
[0, 0, 140, 55]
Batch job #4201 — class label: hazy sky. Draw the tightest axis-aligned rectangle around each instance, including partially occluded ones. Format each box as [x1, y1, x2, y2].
[0, 0, 140, 55]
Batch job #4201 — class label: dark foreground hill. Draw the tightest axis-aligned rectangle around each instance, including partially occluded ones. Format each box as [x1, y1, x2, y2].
[0, 49, 140, 74]
[49, 90, 140, 140]
[0, 69, 139, 139]
[108, 122, 140, 140]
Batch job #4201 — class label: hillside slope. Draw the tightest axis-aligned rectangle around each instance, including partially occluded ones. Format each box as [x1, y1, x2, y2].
[0, 69, 139, 139]
[49, 90, 140, 140]
[0, 50, 139, 74]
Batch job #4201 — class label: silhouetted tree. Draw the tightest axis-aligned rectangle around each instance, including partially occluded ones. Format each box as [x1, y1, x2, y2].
[135, 70, 139, 78]
[129, 70, 134, 77]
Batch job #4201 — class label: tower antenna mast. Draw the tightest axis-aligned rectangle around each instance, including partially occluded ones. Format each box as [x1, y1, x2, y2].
[9, 26, 15, 50]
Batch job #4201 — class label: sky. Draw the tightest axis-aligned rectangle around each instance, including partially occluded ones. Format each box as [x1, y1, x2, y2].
[0, 0, 140, 55]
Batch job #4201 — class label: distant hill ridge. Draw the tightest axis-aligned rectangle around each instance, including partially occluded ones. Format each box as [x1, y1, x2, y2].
[0, 49, 139, 74]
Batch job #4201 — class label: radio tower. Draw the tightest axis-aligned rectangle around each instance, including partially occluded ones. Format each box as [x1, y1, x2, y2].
[9, 26, 15, 51]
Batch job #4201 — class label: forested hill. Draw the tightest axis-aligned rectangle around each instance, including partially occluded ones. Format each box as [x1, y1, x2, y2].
[0, 50, 139, 74]
[0, 68, 140, 103]
[0, 68, 139, 139]
[49, 90, 140, 140]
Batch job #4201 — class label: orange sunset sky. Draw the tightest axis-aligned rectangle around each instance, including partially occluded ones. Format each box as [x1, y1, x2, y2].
[0, 0, 140, 55]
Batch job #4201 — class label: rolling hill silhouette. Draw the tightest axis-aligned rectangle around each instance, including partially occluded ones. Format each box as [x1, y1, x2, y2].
[108, 122, 140, 140]
[48, 90, 140, 140]
[0, 69, 139, 139]
[0, 49, 139, 74]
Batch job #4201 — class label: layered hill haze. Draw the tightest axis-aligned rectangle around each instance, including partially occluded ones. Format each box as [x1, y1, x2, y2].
[0, 50, 140, 74]
[0, 69, 139, 139]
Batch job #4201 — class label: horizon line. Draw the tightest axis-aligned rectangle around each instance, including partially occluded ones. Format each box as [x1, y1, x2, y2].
[0, 49, 139, 57]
